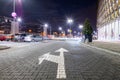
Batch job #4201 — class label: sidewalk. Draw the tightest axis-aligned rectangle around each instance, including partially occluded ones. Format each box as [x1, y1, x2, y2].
[87, 40, 120, 53]
[0, 46, 10, 50]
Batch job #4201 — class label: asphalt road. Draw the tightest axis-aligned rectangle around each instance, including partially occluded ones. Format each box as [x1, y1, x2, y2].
[0, 40, 120, 80]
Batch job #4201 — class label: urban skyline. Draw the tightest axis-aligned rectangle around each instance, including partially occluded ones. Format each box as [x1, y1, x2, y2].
[0, 0, 98, 32]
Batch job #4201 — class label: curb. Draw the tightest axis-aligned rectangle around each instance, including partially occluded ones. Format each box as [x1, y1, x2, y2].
[0, 46, 11, 50]
[81, 43, 120, 56]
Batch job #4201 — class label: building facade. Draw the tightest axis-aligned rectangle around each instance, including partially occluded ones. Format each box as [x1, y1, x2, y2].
[0, 16, 19, 34]
[97, 0, 120, 40]
[0, 16, 12, 34]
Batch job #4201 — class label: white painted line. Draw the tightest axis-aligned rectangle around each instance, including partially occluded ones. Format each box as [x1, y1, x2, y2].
[39, 53, 50, 64]
[55, 48, 68, 79]
[38, 48, 68, 79]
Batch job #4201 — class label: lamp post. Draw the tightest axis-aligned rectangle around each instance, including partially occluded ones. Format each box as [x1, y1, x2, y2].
[58, 27, 62, 37]
[79, 24, 83, 29]
[59, 27, 62, 31]
[13, 0, 15, 12]
[12, 0, 17, 19]
[17, 17, 22, 22]
[44, 23, 48, 37]
[17, 17, 22, 32]
[78, 24, 83, 37]
[11, 0, 18, 35]
[67, 29, 70, 33]
[67, 18, 73, 37]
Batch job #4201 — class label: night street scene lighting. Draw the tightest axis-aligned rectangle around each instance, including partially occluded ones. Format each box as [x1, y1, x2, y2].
[67, 18, 73, 24]
[79, 24, 83, 29]
[44, 23, 48, 28]
[0, 0, 120, 80]
[67, 18, 74, 37]
[58, 27, 62, 31]
[17, 17, 22, 22]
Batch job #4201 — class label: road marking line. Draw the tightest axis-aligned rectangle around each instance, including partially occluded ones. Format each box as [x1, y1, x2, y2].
[38, 48, 68, 79]
[55, 48, 68, 79]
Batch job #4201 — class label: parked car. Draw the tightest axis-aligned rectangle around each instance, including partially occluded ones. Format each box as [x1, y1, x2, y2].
[24, 35, 42, 42]
[4, 34, 14, 41]
[43, 36, 51, 40]
[0, 34, 6, 41]
[14, 33, 27, 42]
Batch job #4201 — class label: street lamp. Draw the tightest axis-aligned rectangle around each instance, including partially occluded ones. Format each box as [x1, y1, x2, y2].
[79, 24, 83, 29]
[58, 27, 66, 37]
[13, 0, 15, 12]
[43, 23, 52, 36]
[58, 27, 62, 37]
[44, 23, 48, 28]
[67, 18, 73, 37]
[59, 27, 62, 31]
[17, 17, 22, 22]
[17, 17, 22, 32]
[67, 29, 70, 33]
[43, 23, 48, 37]
[11, 0, 18, 35]
[11, 0, 17, 19]
[67, 18, 73, 24]
[78, 24, 83, 37]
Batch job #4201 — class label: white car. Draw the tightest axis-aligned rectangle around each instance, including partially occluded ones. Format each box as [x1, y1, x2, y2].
[24, 35, 42, 42]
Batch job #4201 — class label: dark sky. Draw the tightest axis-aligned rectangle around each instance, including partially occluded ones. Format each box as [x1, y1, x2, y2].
[0, 0, 98, 31]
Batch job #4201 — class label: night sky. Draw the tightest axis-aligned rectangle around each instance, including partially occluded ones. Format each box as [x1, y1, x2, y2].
[0, 0, 98, 31]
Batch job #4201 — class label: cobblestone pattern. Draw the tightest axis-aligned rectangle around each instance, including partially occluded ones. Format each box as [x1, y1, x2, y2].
[89, 41, 120, 53]
[0, 41, 120, 80]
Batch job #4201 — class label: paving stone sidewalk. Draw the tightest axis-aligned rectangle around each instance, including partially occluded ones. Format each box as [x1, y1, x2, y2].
[87, 40, 120, 53]
[0, 46, 10, 50]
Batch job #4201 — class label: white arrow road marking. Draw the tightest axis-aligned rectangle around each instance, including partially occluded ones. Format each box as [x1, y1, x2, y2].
[55, 48, 68, 79]
[39, 53, 50, 64]
[39, 52, 58, 64]
[38, 48, 68, 79]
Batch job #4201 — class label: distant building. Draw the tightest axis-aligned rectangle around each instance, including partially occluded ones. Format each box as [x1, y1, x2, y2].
[0, 16, 12, 34]
[97, 0, 120, 40]
[0, 16, 19, 34]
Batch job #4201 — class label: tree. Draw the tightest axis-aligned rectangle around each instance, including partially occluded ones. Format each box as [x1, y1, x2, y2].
[82, 18, 93, 42]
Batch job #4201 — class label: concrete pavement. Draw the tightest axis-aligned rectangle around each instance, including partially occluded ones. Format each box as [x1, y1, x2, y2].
[0, 46, 10, 50]
[0, 40, 120, 80]
[86, 40, 120, 53]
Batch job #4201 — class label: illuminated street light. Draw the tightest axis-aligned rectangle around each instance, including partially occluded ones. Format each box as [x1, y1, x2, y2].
[79, 24, 83, 29]
[11, 0, 20, 35]
[11, 12, 17, 18]
[78, 24, 83, 37]
[17, 17, 22, 22]
[18, 0, 22, 3]
[58, 27, 66, 37]
[59, 27, 62, 31]
[44, 23, 48, 28]
[62, 31, 64, 34]
[67, 29, 70, 32]
[29, 29, 32, 33]
[67, 18, 73, 24]
[11, 0, 17, 18]
[43, 23, 49, 37]
[67, 18, 74, 37]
